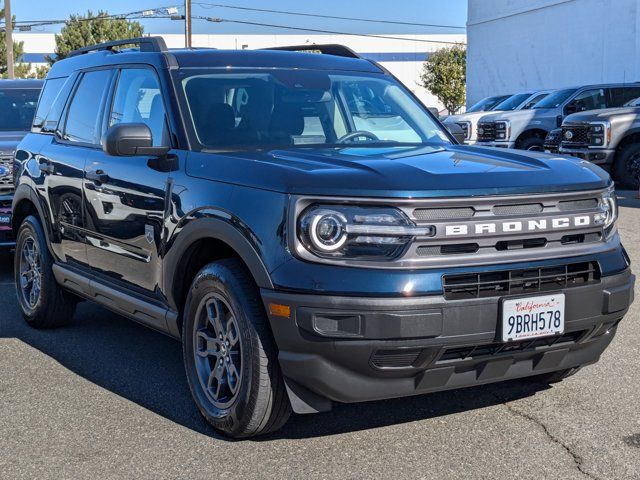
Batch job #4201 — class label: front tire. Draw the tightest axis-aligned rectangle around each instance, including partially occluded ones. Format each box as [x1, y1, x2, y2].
[182, 258, 291, 438]
[14, 215, 77, 328]
[613, 143, 640, 189]
[518, 135, 545, 151]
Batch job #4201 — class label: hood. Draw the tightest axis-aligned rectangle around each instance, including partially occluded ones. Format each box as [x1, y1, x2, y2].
[443, 111, 502, 123]
[0, 131, 28, 155]
[564, 106, 640, 123]
[480, 108, 553, 123]
[187, 144, 610, 198]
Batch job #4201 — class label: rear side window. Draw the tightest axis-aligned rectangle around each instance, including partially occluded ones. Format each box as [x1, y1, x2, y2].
[610, 87, 640, 107]
[108, 68, 168, 146]
[63, 69, 112, 145]
[33, 78, 65, 130]
[35, 76, 76, 134]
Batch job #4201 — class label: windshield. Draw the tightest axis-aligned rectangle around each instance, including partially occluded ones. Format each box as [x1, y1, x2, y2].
[533, 88, 578, 109]
[178, 69, 450, 150]
[492, 93, 534, 111]
[0, 88, 40, 131]
[466, 95, 511, 113]
[623, 96, 640, 107]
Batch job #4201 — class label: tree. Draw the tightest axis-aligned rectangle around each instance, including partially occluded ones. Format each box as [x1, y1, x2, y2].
[47, 10, 144, 64]
[419, 44, 466, 115]
[0, 6, 28, 77]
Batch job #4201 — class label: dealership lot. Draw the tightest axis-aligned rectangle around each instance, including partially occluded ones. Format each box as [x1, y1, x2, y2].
[0, 191, 638, 480]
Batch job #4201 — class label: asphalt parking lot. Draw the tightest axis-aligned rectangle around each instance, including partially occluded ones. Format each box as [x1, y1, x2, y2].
[0, 191, 638, 480]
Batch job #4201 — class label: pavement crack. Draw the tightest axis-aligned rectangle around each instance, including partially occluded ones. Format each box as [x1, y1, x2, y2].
[495, 396, 601, 480]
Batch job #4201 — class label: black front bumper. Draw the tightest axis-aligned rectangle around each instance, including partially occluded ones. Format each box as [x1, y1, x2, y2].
[0, 195, 14, 248]
[559, 147, 615, 166]
[261, 269, 634, 413]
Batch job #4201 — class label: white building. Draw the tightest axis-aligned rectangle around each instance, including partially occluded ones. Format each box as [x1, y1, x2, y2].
[467, 0, 640, 105]
[15, 32, 466, 111]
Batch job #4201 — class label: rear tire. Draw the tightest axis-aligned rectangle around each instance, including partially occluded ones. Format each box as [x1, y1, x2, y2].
[613, 143, 640, 189]
[14, 215, 77, 328]
[182, 258, 291, 438]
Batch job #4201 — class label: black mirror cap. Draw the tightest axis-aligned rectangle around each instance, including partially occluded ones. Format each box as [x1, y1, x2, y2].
[102, 123, 170, 157]
[427, 107, 440, 118]
[556, 115, 564, 128]
[444, 123, 466, 144]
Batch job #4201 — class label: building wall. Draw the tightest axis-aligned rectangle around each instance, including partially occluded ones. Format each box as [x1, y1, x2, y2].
[467, 0, 640, 105]
[14, 32, 466, 111]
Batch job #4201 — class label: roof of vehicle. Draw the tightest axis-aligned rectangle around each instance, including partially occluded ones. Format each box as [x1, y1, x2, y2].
[47, 47, 384, 78]
[0, 79, 44, 88]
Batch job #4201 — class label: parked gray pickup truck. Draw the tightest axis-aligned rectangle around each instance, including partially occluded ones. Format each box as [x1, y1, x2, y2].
[477, 84, 640, 151]
[560, 99, 640, 189]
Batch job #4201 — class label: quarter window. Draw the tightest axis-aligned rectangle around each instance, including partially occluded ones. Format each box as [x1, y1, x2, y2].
[109, 68, 168, 146]
[64, 69, 112, 145]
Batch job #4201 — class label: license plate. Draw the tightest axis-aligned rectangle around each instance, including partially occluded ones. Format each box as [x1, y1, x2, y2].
[501, 293, 565, 342]
[0, 214, 10, 225]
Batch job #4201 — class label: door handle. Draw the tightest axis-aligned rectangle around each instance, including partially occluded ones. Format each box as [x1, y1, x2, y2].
[38, 163, 55, 174]
[86, 170, 110, 184]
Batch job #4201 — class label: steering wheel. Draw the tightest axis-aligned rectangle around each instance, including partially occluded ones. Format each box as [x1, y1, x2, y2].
[336, 130, 379, 144]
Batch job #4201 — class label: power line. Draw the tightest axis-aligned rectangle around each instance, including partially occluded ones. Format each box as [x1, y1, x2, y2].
[0, 6, 181, 30]
[199, 16, 466, 45]
[194, 2, 466, 30]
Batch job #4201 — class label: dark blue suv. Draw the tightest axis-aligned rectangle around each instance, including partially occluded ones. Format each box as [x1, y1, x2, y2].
[12, 37, 635, 438]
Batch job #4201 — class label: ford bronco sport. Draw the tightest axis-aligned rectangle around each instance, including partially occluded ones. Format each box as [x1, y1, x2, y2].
[0, 79, 43, 248]
[12, 38, 635, 438]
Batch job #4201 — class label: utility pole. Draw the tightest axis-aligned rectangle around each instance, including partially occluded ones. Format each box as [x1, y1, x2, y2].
[184, 0, 192, 48]
[4, 0, 14, 79]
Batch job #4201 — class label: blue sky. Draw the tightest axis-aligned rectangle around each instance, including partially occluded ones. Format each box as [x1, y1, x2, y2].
[9, 0, 467, 35]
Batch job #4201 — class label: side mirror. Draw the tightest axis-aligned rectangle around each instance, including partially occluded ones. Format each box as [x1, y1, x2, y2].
[444, 123, 466, 144]
[102, 123, 170, 157]
[556, 115, 564, 128]
[427, 107, 440, 118]
[564, 102, 577, 115]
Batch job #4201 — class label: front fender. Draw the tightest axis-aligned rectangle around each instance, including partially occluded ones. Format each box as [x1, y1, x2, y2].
[163, 213, 275, 311]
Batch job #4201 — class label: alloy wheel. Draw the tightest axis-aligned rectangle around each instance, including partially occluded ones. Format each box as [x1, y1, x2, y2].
[19, 236, 42, 310]
[193, 293, 243, 409]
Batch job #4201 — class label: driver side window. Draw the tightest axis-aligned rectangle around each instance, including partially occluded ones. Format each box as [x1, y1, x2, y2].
[565, 89, 607, 114]
[109, 68, 168, 147]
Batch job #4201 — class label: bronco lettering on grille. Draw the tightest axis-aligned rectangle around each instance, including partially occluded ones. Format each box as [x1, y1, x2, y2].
[443, 215, 592, 236]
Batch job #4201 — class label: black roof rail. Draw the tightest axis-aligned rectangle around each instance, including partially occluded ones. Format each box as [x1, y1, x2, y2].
[68, 36, 167, 58]
[261, 44, 361, 59]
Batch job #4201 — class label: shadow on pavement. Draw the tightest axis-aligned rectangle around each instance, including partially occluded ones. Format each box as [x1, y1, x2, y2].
[0, 254, 550, 442]
[617, 189, 640, 209]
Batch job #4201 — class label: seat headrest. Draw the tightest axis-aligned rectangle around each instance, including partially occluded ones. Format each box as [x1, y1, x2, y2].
[269, 104, 304, 140]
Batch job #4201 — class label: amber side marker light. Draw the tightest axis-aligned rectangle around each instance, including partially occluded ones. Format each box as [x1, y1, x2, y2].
[269, 303, 291, 318]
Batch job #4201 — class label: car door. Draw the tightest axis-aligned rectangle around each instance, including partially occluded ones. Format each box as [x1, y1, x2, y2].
[83, 66, 171, 299]
[35, 69, 113, 269]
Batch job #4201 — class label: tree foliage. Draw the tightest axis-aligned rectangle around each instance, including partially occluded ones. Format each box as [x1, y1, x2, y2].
[419, 44, 467, 115]
[48, 10, 144, 64]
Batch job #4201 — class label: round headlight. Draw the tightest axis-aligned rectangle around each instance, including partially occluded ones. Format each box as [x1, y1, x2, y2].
[307, 210, 348, 252]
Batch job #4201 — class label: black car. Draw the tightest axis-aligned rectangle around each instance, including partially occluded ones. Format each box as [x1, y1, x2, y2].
[12, 38, 634, 438]
[0, 79, 43, 248]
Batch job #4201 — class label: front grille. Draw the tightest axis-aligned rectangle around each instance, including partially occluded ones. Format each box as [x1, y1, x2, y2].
[371, 348, 422, 369]
[437, 330, 586, 363]
[543, 128, 562, 153]
[0, 156, 14, 194]
[492, 203, 543, 216]
[477, 121, 495, 142]
[413, 207, 475, 221]
[442, 262, 600, 300]
[561, 124, 590, 147]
